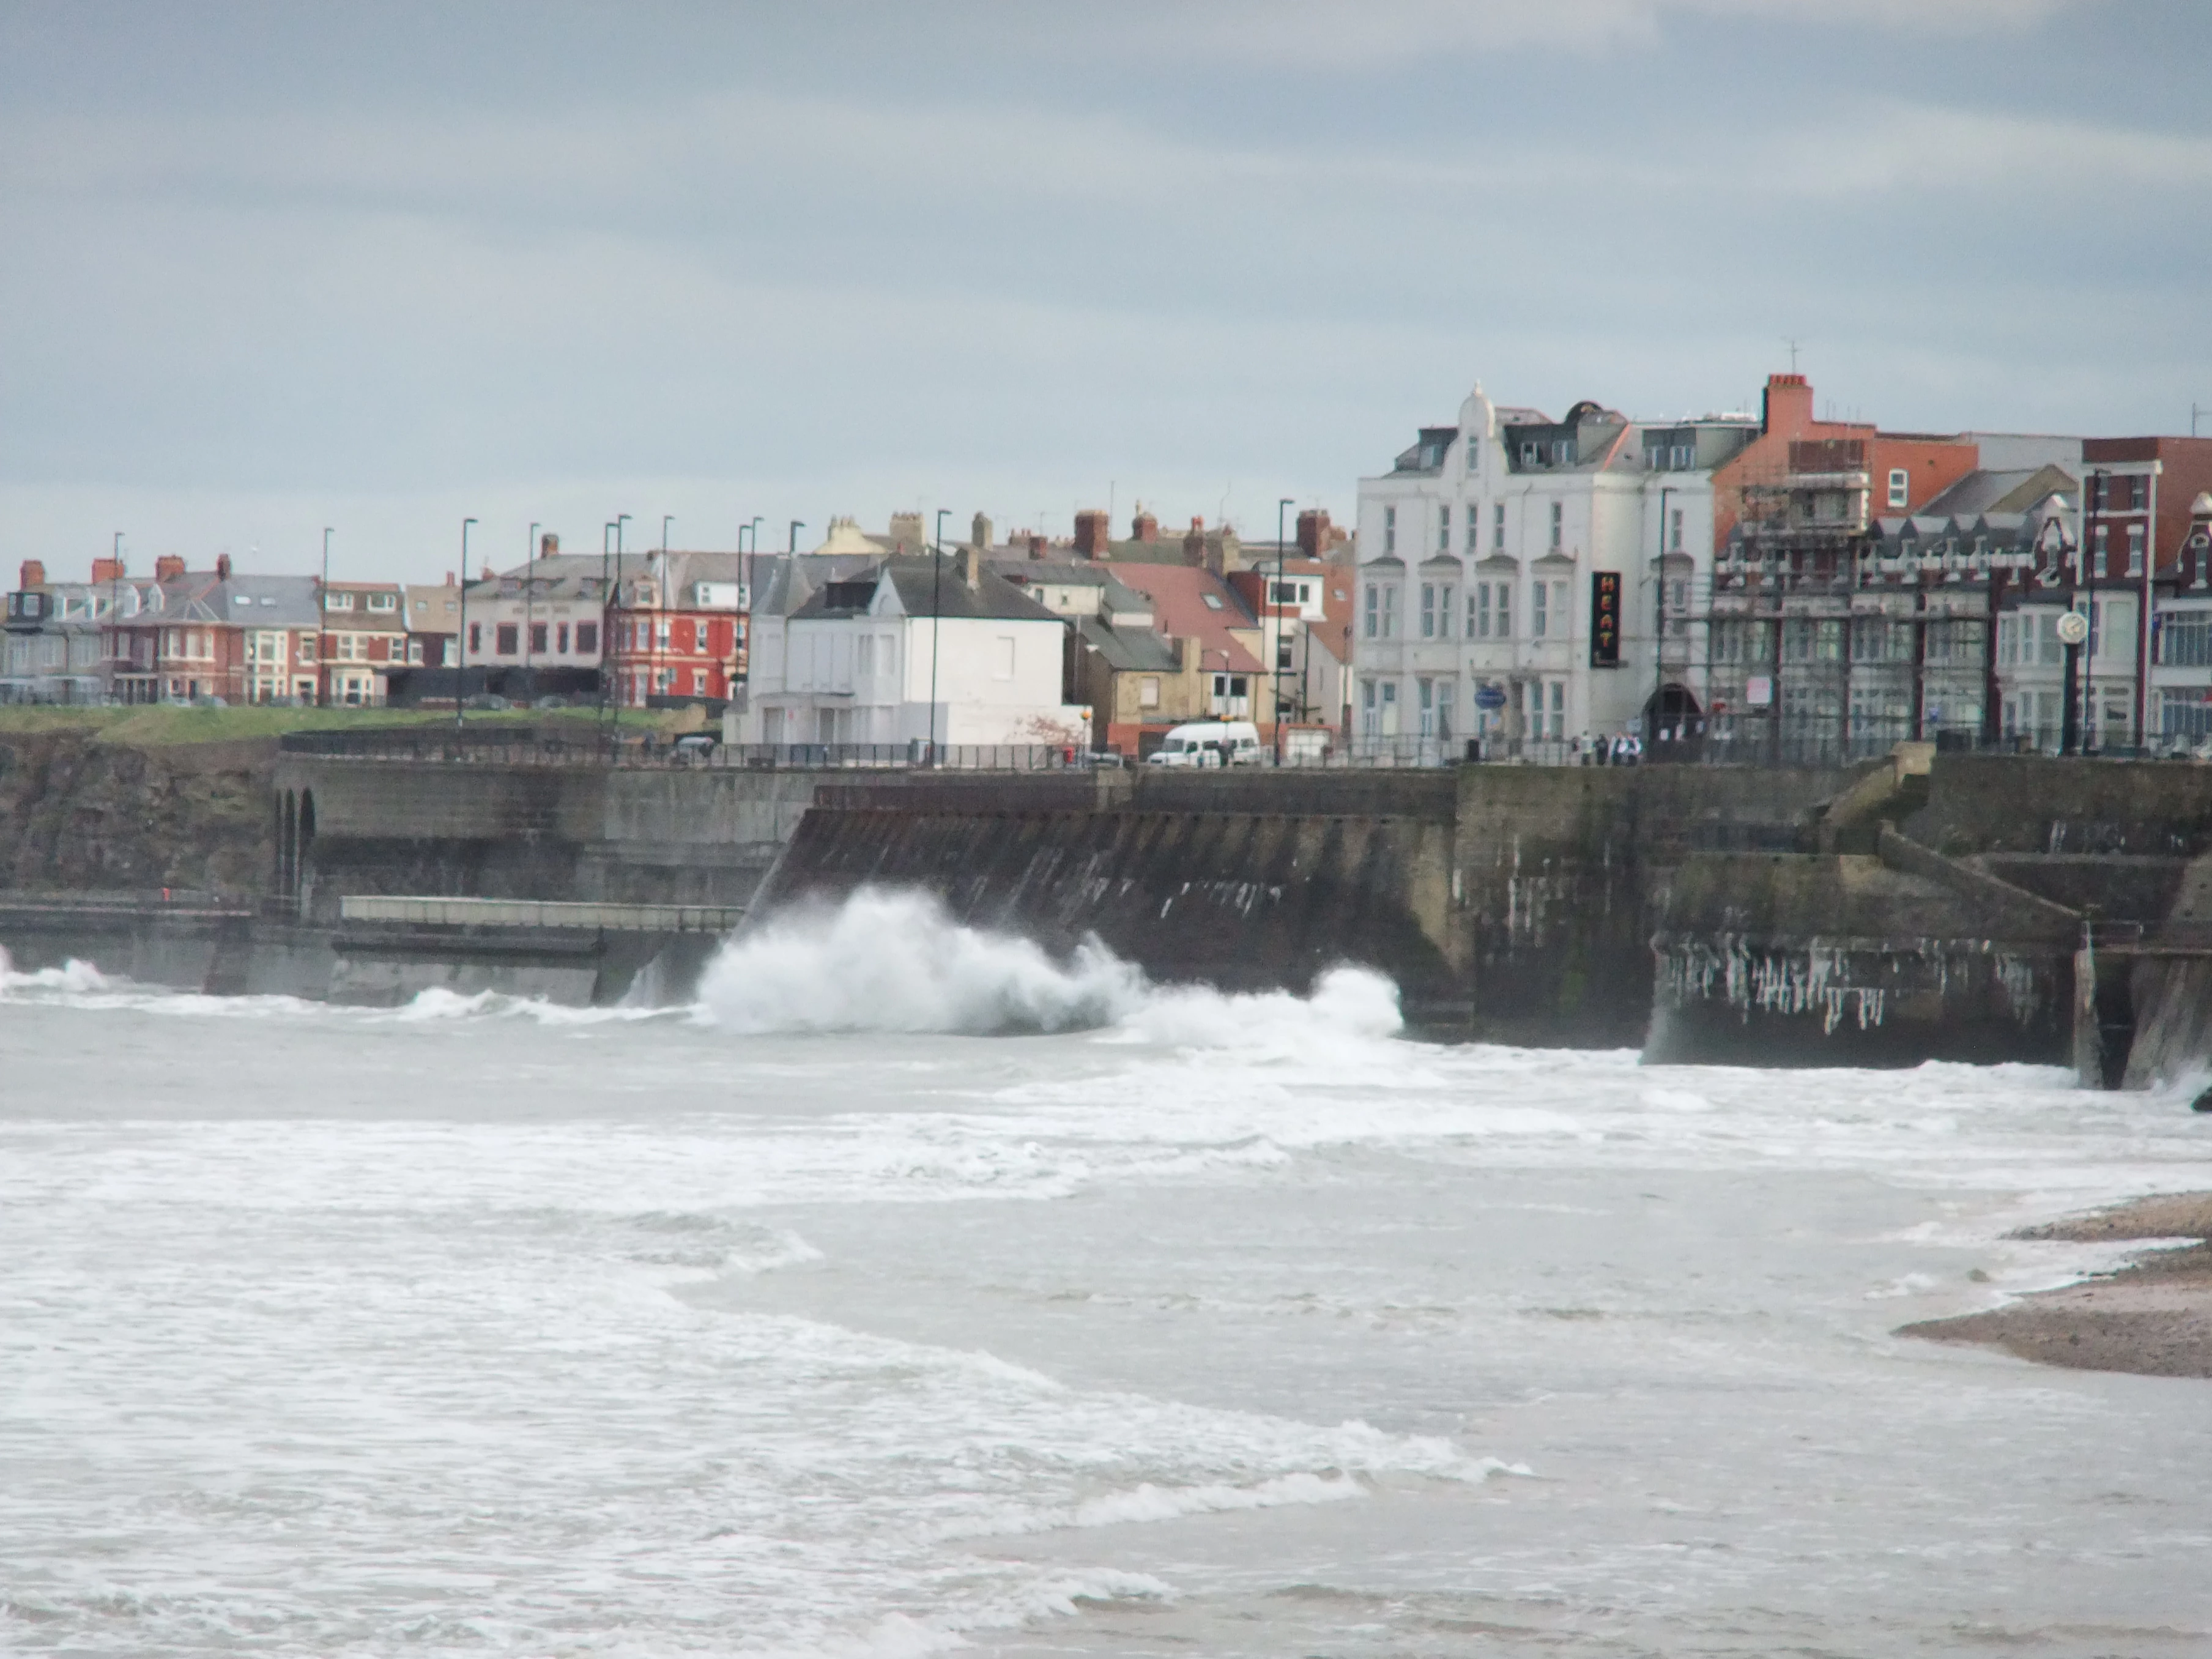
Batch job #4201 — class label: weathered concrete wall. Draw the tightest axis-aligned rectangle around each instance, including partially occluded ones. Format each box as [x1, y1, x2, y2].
[1448, 764, 1852, 1045]
[0, 730, 276, 894]
[758, 797, 1465, 1021]
[1646, 853, 2074, 1066]
[1904, 756, 2212, 856]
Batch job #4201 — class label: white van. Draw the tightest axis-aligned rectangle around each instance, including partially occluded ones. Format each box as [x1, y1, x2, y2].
[1146, 721, 1265, 767]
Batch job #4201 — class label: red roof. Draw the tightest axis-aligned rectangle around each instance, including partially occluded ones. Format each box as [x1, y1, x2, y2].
[1109, 563, 1264, 675]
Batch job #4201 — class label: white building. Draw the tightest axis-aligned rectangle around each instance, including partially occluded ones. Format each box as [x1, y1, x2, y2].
[1353, 384, 1757, 754]
[735, 551, 1091, 749]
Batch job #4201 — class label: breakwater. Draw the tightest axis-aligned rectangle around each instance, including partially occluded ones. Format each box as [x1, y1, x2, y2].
[14, 718, 2212, 1079]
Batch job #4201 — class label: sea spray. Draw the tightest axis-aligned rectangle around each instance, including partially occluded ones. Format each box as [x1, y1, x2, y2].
[697, 888, 1146, 1035]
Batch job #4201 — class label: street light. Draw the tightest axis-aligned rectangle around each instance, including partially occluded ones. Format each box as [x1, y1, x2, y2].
[319, 527, 335, 709]
[455, 518, 477, 734]
[1274, 497, 1294, 764]
[928, 515, 945, 768]
[2036, 500, 2082, 755]
[523, 521, 540, 681]
[109, 532, 123, 702]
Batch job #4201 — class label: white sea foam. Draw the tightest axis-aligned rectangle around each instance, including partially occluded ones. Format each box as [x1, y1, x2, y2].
[700, 888, 1145, 1035]
[0, 945, 114, 997]
[697, 888, 1404, 1048]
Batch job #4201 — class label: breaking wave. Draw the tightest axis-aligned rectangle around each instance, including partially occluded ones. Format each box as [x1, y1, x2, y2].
[0, 946, 114, 997]
[699, 889, 1147, 1035]
[697, 888, 1403, 1042]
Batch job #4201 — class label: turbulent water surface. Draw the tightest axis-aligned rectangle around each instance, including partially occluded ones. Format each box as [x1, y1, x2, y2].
[3, 889, 2210, 1657]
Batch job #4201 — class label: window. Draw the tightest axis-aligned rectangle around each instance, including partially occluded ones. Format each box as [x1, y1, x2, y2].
[1532, 581, 1549, 639]
[325, 592, 354, 611]
[1382, 585, 1398, 639]
[1493, 503, 1505, 551]
[367, 593, 395, 612]
[1139, 675, 1161, 708]
[1464, 439, 1480, 477]
[1887, 468, 1909, 509]
[1497, 583, 1512, 638]
[1201, 593, 1224, 611]
[1783, 617, 1813, 662]
[2128, 524, 2146, 576]
[657, 619, 672, 650]
[1364, 585, 1379, 639]
[1464, 508, 1480, 554]
[1669, 509, 1684, 553]
[1384, 505, 1397, 554]
[576, 622, 598, 655]
[1438, 505, 1450, 552]
[1417, 677, 1435, 737]
[1471, 585, 1488, 639]
[1438, 585, 1453, 638]
[2162, 613, 2212, 667]
[495, 623, 518, 655]
[1269, 581, 1299, 605]
[2093, 523, 2110, 574]
[1549, 502, 1564, 551]
[299, 633, 317, 663]
[529, 622, 548, 654]
[1420, 584, 1438, 639]
[557, 623, 570, 653]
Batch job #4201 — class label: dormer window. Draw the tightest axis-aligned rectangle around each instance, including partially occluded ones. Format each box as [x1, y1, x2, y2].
[1202, 594, 1223, 610]
[366, 592, 396, 612]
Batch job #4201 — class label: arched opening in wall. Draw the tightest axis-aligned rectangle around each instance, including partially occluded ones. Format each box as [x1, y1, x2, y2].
[1644, 684, 1703, 760]
[280, 790, 299, 899]
[297, 789, 316, 902]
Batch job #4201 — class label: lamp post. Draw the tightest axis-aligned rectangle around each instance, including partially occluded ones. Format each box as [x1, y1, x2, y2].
[603, 514, 628, 735]
[522, 521, 540, 683]
[318, 527, 335, 709]
[1653, 485, 1674, 752]
[109, 532, 124, 702]
[455, 518, 477, 734]
[1274, 498, 1294, 763]
[2037, 504, 2082, 756]
[928, 514, 943, 767]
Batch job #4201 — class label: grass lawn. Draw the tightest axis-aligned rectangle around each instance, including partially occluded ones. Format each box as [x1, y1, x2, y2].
[0, 705, 686, 746]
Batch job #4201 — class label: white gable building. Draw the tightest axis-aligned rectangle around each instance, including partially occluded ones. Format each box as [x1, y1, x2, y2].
[1353, 383, 1757, 755]
[736, 552, 1091, 750]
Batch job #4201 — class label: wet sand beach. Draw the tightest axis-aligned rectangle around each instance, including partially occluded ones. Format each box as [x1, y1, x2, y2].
[1901, 1193, 2212, 1378]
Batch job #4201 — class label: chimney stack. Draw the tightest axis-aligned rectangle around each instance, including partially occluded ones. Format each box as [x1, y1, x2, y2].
[1296, 508, 1332, 559]
[971, 511, 993, 552]
[154, 554, 187, 581]
[445, 570, 456, 586]
[91, 556, 123, 584]
[1073, 509, 1110, 559]
[964, 544, 983, 588]
[540, 532, 559, 559]
[1182, 517, 1208, 569]
[18, 559, 45, 590]
[1761, 372, 1814, 437]
[215, 553, 232, 580]
[1024, 532, 1047, 560]
[1132, 507, 1159, 544]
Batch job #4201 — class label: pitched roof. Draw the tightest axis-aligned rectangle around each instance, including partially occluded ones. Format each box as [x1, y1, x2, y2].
[1074, 615, 1180, 672]
[1107, 563, 1264, 675]
[1920, 463, 2077, 518]
[790, 557, 1062, 623]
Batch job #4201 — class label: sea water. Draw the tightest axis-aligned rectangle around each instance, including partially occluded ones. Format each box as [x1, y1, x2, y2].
[2, 889, 2209, 1657]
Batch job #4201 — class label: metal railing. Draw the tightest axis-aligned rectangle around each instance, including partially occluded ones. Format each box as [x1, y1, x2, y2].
[339, 896, 743, 932]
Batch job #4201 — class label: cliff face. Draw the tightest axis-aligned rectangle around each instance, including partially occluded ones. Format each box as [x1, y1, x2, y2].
[0, 730, 276, 895]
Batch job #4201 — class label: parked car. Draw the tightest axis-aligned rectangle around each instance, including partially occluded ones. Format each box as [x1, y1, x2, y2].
[672, 733, 718, 763]
[1146, 720, 1264, 767]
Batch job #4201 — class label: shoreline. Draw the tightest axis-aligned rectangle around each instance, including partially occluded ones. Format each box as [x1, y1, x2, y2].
[1899, 1193, 2212, 1379]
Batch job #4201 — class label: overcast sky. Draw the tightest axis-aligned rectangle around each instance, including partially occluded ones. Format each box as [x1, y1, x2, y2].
[2, 0, 2207, 583]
